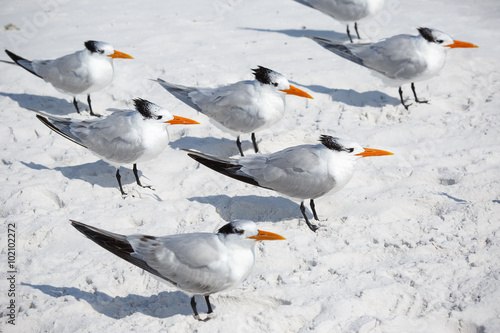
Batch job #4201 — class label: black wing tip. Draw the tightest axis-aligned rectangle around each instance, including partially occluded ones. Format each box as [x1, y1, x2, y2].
[36, 114, 55, 129]
[307, 35, 339, 44]
[187, 151, 263, 188]
[70, 219, 87, 232]
[35, 114, 88, 149]
[5, 49, 42, 78]
[5, 49, 25, 62]
[70, 220, 98, 239]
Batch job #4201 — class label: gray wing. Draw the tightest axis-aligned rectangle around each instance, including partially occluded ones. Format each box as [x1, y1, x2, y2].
[70, 221, 170, 284]
[310, 34, 427, 80]
[35, 109, 144, 163]
[158, 78, 262, 133]
[34, 110, 89, 148]
[308, 36, 365, 66]
[128, 233, 232, 294]
[186, 146, 336, 200]
[193, 82, 265, 133]
[240, 144, 336, 199]
[356, 34, 427, 80]
[32, 50, 91, 94]
[72, 220, 229, 294]
[185, 149, 263, 188]
[156, 78, 202, 112]
[71, 111, 145, 163]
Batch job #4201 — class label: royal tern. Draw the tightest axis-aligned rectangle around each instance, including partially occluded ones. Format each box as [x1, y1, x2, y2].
[32, 98, 199, 195]
[293, 0, 385, 42]
[4, 41, 133, 116]
[308, 28, 478, 109]
[156, 66, 313, 156]
[70, 219, 285, 320]
[185, 135, 393, 231]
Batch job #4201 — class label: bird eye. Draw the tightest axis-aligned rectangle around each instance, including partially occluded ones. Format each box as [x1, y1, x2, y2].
[436, 39, 443, 44]
[98, 50, 104, 54]
[273, 83, 278, 87]
[234, 228, 244, 235]
[346, 148, 354, 153]
[156, 115, 163, 120]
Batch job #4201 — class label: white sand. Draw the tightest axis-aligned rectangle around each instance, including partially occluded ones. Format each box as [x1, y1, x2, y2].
[1, 0, 499, 332]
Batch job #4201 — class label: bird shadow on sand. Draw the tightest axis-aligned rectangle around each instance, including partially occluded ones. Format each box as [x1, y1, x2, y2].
[22, 283, 193, 319]
[240, 27, 348, 42]
[189, 194, 303, 223]
[0, 92, 88, 115]
[169, 136, 254, 158]
[296, 83, 401, 108]
[20, 160, 143, 190]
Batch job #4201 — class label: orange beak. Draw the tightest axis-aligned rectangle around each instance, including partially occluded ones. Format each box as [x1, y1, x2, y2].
[356, 148, 394, 157]
[248, 230, 286, 241]
[445, 40, 478, 49]
[165, 115, 199, 125]
[108, 50, 134, 59]
[280, 85, 313, 99]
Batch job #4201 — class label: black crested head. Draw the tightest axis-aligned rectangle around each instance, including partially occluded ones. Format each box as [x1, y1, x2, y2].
[319, 135, 353, 153]
[252, 66, 274, 85]
[84, 40, 100, 53]
[417, 27, 435, 43]
[218, 223, 244, 235]
[133, 98, 155, 119]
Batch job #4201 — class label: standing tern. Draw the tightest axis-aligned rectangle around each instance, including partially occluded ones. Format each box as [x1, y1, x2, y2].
[307, 28, 478, 109]
[70, 219, 285, 320]
[156, 66, 313, 156]
[293, 0, 385, 42]
[185, 135, 393, 232]
[4, 41, 133, 116]
[32, 98, 199, 195]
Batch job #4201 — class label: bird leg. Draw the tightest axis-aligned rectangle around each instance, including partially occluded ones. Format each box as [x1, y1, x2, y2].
[251, 132, 259, 153]
[116, 169, 127, 196]
[236, 136, 244, 156]
[87, 94, 101, 117]
[346, 24, 353, 43]
[300, 201, 319, 232]
[354, 22, 361, 39]
[411, 83, 428, 104]
[310, 199, 319, 221]
[205, 295, 213, 315]
[191, 296, 201, 321]
[133, 164, 152, 189]
[398, 87, 411, 110]
[73, 97, 81, 114]
[191, 296, 212, 321]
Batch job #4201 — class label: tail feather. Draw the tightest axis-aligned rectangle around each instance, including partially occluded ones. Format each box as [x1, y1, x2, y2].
[307, 36, 365, 67]
[184, 149, 263, 188]
[35, 114, 87, 149]
[155, 78, 203, 113]
[5, 50, 42, 78]
[70, 220, 167, 282]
